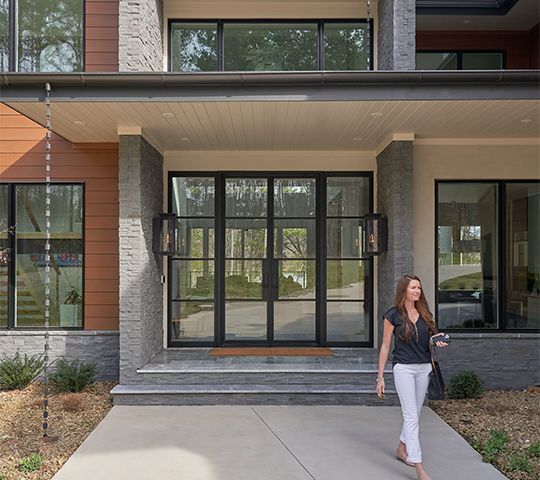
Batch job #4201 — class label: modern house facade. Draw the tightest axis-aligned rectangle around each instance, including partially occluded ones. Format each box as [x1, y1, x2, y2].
[0, 0, 539, 401]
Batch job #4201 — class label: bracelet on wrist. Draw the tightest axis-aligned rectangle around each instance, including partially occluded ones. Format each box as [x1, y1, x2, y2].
[376, 377, 384, 382]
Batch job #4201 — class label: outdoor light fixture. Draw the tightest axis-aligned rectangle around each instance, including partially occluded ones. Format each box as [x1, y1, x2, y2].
[153, 213, 176, 255]
[364, 213, 388, 256]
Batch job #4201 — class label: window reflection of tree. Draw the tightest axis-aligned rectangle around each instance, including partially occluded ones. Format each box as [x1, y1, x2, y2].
[17, 0, 83, 72]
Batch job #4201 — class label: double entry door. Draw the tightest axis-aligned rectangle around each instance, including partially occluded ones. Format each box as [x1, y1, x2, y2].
[169, 172, 373, 347]
[222, 175, 318, 344]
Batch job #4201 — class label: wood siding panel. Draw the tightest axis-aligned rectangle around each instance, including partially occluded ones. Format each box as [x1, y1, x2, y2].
[416, 31, 532, 69]
[0, 105, 119, 330]
[85, 0, 118, 72]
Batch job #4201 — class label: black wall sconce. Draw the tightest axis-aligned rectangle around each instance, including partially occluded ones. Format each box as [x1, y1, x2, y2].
[364, 213, 388, 256]
[153, 213, 176, 255]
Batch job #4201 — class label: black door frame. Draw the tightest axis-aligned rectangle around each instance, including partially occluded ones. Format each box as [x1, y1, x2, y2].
[167, 170, 374, 348]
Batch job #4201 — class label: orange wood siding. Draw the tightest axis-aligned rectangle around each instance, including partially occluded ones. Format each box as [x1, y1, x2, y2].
[530, 24, 539, 69]
[85, 0, 119, 72]
[416, 31, 532, 69]
[0, 104, 119, 330]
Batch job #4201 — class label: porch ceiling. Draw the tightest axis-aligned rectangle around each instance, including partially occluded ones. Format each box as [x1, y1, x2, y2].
[2, 71, 539, 154]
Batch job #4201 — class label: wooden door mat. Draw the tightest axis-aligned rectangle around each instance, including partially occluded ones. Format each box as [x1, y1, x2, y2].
[209, 348, 333, 356]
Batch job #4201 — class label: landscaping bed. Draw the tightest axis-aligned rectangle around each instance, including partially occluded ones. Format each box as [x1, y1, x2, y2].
[429, 388, 540, 480]
[0, 383, 538, 479]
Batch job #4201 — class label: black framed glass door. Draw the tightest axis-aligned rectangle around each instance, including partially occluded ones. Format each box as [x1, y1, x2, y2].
[221, 176, 318, 344]
[168, 171, 373, 347]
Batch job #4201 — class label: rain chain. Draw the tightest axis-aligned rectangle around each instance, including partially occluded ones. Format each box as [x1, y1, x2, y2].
[43, 83, 51, 438]
[367, 1, 370, 70]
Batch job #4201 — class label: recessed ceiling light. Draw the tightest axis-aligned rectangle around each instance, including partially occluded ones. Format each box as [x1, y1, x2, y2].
[163, 113, 174, 117]
[521, 119, 532, 123]
[180, 138, 190, 142]
[74, 121, 85, 125]
[463, 20, 471, 24]
[371, 112, 382, 117]
[353, 138, 362, 141]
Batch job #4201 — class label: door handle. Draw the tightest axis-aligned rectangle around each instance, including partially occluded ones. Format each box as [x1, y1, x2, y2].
[259, 273, 269, 288]
[272, 274, 282, 288]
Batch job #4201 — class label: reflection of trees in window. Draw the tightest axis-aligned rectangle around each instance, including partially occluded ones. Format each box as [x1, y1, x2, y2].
[18, 0, 83, 72]
[224, 25, 318, 71]
[0, 0, 8, 72]
[324, 25, 368, 71]
[171, 24, 217, 72]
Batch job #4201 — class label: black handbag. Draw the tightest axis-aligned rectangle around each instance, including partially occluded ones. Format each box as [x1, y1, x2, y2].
[428, 344, 445, 400]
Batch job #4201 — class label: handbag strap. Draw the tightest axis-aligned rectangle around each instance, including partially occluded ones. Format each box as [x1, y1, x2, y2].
[430, 342, 444, 383]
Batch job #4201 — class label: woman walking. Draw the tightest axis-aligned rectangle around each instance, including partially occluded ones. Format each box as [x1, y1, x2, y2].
[376, 274, 447, 480]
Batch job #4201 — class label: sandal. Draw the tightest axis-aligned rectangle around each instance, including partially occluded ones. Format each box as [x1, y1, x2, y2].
[395, 449, 415, 467]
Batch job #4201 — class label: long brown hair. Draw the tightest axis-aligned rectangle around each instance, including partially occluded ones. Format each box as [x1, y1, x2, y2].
[394, 274, 437, 342]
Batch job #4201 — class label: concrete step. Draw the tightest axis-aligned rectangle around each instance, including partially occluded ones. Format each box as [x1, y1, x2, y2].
[111, 383, 399, 406]
[132, 367, 393, 388]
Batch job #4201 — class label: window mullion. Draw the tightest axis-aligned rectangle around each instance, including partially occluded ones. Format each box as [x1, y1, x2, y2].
[217, 20, 223, 71]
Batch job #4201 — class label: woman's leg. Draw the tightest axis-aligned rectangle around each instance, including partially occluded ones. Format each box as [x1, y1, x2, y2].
[393, 363, 430, 464]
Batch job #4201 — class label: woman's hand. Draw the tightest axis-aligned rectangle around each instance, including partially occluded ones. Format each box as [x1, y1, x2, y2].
[376, 378, 385, 397]
[431, 332, 448, 347]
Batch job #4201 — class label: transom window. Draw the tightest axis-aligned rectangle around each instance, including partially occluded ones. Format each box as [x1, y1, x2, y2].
[416, 51, 505, 70]
[169, 20, 372, 72]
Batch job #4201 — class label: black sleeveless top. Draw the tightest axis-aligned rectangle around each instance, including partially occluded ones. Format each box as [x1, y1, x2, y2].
[383, 306, 431, 366]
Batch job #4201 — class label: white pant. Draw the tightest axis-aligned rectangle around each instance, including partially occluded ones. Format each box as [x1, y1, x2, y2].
[393, 362, 432, 464]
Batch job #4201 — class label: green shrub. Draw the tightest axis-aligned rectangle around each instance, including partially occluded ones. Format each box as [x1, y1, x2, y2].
[49, 358, 98, 393]
[0, 351, 45, 390]
[20, 453, 45, 472]
[527, 442, 540, 458]
[509, 454, 532, 472]
[447, 369, 484, 399]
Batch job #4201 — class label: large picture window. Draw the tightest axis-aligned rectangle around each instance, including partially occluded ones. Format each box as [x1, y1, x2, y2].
[1, 0, 84, 72]
[437, 181, 539, 331]
[0, 183, 84, 328]
[169, 20, 372, 72]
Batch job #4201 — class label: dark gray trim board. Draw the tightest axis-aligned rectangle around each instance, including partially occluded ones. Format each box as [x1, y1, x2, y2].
[1, 71, 539, 104]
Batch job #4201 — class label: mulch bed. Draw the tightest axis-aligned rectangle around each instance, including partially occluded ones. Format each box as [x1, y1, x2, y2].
[0, 383, 538, 479]
[0, 382, 116, 479]
[429, 388, 540, 480]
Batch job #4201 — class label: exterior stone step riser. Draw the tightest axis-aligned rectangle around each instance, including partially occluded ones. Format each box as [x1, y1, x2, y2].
[133, 372, 394, 387]
[113, 392, 400, 406]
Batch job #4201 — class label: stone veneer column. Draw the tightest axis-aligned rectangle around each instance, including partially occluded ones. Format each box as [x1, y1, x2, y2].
[119, 0, 164, 71]
[377, 0, 416, 70]
[119, 135, 164, 384]
[376, 141, 414, 347]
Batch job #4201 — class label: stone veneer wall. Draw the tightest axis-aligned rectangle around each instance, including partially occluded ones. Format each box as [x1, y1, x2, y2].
[119, 135, 164, 384]
[0, 331, 119, 381]
[119, 0, 164, 71]
[376, 141, 414, 346]
[377, 0, 416, 70]
[436, 334, 540, 391]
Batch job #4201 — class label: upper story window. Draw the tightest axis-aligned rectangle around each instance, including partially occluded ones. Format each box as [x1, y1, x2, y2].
[0, 0, 84, 72]
[416, 51, 505, 70]
[169, 20, 372, 72]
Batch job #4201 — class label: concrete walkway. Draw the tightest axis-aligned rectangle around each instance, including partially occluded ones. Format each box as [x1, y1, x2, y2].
[52, 405, 506, 480]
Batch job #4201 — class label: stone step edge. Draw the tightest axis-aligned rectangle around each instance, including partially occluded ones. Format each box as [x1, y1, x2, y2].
[112, 384, 397, 395]
[137, 367, 390, 374]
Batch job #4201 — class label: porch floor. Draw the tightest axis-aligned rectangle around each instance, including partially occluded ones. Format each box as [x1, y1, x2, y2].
[139, 347, 383, 373]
